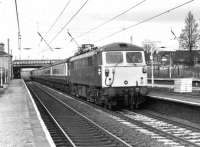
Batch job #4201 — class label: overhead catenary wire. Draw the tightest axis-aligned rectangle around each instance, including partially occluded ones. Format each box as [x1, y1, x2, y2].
[76, 0, 147, 39]
[14, 0, 21, 51]
[14, 0, 21, 38]
[43, 0, 71, 39]
[94, 0, 195, 43]
[50, 0, 89, 44]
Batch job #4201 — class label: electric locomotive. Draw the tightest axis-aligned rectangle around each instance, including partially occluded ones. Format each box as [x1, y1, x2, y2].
[31, 42, 148, 109]
[69, 42, 148, 109]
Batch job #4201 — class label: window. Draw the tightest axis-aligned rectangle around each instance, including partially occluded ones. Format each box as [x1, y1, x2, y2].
[44, 69, 50, 75]
[126, 52, 143, 63]
[53, 69, 59, 74]
[106, 52, 123, 64]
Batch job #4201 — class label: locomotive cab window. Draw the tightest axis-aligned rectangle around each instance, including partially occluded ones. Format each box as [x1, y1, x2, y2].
[126, 52, 143, 63]
[106, 52, 123, 64]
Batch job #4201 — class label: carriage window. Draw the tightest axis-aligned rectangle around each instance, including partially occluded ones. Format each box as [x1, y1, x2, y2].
[126, 52, 142, 63]
[106, 52, 123, 64]
[44, 70, 50, 75]
[53, 69, 59, 74]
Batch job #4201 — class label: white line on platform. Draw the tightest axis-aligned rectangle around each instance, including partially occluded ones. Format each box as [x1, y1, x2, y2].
[23, 80, 56, 147]
[148, 94, 200, 106]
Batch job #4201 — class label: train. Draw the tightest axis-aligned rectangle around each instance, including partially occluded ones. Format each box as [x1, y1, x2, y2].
[31, 42, 148, 109]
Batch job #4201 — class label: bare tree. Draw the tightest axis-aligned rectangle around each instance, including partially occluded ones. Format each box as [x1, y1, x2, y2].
[142, 40, 156, 62]
[179, 11, 200, 65]
[179, 11, 199, 52]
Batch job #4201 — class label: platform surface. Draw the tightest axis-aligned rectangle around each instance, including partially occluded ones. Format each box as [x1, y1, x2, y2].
[0, 79, 52, 147]
[147, 83, 200, 106]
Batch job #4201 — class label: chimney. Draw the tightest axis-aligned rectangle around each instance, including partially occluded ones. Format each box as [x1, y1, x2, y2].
[0, 43, 5, 52]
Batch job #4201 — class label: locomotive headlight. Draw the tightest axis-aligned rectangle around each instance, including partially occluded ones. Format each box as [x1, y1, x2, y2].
[112, 68, 115, 74]
[105, 68, 109, 77]
[142, 66, 147, 73]
[98, 68, 101, 75]
[140, 77, 144, 85]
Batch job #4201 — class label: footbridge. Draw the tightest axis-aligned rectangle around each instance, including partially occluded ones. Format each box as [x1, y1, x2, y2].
[13, 59, 62, 78]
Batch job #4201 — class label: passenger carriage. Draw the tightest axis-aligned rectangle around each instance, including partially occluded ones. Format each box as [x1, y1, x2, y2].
[31, 59, 69, 91]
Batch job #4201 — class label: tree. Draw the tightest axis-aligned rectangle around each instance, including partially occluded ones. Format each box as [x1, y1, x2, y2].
[142, 40, 157, 63]
[179, 11, 200, 65]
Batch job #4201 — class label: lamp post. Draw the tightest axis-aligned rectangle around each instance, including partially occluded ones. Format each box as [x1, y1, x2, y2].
[0, 60, 2, 88]
[4, 57, 6, 84]
[169, 52, 172, 79]
[150, 47, 154, 87]
[159, 46, 172, 78]
[150, 46, 168, 87]
[144, 40, 161, 87]
[161, 46, 172, 78]
[160, 46, 172, 79]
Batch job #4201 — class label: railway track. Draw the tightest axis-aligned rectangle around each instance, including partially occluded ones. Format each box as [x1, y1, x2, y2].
[27, 82, 132, 147]
[27, 81, 200, 147]
[117, 110, 200, 147]
[27, 83, 74, 147]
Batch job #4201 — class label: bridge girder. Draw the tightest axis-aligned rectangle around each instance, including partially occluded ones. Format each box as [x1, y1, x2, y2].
[12, 59, 62, 78]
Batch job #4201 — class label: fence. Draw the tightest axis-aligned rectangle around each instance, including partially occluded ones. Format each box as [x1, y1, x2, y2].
[147, 65, 200, 79]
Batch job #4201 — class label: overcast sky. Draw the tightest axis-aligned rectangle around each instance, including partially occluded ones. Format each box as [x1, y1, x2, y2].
[0, 0, 200, 60]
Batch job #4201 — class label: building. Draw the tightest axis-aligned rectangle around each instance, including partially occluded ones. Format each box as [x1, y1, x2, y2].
[156, 50, 200, 66]
[0, 43, 12, 87]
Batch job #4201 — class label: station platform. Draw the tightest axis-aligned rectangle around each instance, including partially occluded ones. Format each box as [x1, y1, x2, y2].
[147, 83, 200, 107]
[0, 79, 53, 147]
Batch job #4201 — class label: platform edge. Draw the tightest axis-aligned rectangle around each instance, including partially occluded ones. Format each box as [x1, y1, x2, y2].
[23, 80, 56, 147]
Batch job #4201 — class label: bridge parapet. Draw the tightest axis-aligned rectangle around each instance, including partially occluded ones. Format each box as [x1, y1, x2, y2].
[12, 59, 63, 78]
[13, 59, 62, 67]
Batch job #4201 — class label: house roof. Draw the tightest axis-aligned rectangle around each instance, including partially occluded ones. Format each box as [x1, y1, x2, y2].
[0, 51, 12, 57]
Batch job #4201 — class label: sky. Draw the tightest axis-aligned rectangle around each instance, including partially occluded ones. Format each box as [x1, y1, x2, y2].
[0, 0, 200, 60]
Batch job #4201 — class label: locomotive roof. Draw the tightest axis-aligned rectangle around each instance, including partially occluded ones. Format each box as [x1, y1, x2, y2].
[100, 42, 144, 52]
[69, 42, 144, 61]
